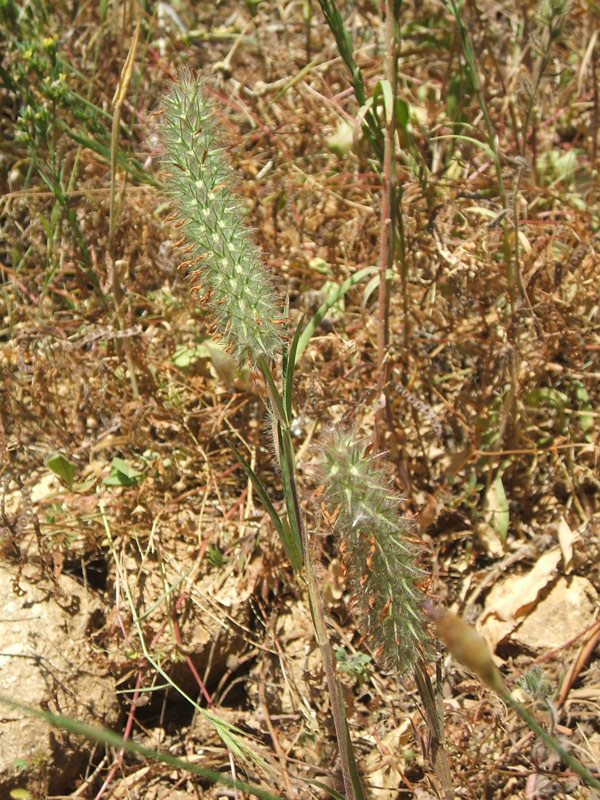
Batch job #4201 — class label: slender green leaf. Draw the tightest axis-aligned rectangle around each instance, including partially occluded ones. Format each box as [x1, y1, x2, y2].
[0, 695, 286, 800]
[229, 442, 302, 572]
[283, 316, 305, 423]
[360, 269, 393, 312]
[373, 79, 393, 126]
[295, 266, 378, 363]
[277, 424, 303, 570]
[395, 97, 410, 131]
[258, 357, 287, 425]
[431, 133, 497, 164]
[309, 781, 346, 800]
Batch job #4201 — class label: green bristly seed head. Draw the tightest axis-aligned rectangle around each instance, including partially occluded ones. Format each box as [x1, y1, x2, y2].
[161, 73, 285, 366]
[319, 430, 430, 673]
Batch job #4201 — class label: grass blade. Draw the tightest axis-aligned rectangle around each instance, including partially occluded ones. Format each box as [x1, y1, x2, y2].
[283, 315, 305, 423]
[229, 441, 302, 572]
[0, 695, 287, 800]
[294, 266, 378, 363]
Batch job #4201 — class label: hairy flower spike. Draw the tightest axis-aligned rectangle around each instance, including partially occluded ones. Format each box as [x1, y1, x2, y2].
[161, 74, 285, 365]
[319, 430, 430, 672]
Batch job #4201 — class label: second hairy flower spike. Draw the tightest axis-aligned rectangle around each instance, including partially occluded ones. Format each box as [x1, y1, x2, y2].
[161, 74, 285, 365]
[320, 431, 430, 673]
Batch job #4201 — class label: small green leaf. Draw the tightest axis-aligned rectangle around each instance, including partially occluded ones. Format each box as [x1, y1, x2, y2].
[283, 315, 305, 423]
[307, 256, 333, 276]
[525, 387, 568, 409]
[10, 790, 35, 799]
[245, 0, 263, 16]
[335, 647, 373, 682]
[572, 379, 593, 433]
[207, 545, 227, 568]
[46, 453, 75, 489]
[373, 79, 393, 125]
[104, 457, 144, 487]
[171, 344, 205, 369]
[395, 97, 410, 131]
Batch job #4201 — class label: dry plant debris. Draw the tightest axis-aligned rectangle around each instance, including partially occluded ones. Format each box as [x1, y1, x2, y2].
[1, 0, 599, 798]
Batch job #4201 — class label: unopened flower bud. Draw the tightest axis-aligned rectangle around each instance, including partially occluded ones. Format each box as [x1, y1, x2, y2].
[425, 603, 505, 694]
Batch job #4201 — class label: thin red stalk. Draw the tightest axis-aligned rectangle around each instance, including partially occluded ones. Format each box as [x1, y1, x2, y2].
[93, 669, 144, 800]
[170, 608, 215, 708]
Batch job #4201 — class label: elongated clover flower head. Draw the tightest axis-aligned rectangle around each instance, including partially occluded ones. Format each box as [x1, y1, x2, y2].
[161, 74, 285, 365]
[319, 430, 430, 672]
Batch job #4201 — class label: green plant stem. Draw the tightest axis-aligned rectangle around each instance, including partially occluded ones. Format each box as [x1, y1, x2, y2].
[445, 0, 518, 311]
[315, 0, 383, 160]
[414, 661, 455, 800]
[499, 688, 600, 791]
[375, 0, 397, 449]
[257, 357, 365, 800]
[302, 542, 363, 800]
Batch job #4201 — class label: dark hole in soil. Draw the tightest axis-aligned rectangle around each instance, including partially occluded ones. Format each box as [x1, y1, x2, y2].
[131, 691, 197, 733]
[62, 554, 109, 591]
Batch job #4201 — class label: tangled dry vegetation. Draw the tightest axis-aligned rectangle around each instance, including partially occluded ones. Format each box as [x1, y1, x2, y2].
[1, 0, 599, 798]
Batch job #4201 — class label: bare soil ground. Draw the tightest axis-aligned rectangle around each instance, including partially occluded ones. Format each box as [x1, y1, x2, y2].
[1, 1, 599, 798]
